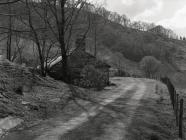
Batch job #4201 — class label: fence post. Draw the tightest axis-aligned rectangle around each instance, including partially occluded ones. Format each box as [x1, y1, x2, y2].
[170, 90, 174, 109]
[179, 99, 184, 138]
[172, 90, 176, 109]
[174, 91, 177, 109]
[175, 94, 179, 126]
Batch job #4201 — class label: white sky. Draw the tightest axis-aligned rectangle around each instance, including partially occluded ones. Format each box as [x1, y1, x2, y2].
[98, 0, 186, 36]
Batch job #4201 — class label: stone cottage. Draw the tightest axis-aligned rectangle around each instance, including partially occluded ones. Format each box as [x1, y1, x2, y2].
[47, 36, 110, 86]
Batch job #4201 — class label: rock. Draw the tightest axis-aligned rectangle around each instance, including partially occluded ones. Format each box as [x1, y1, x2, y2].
[29, 103, 39, 111]
[104, 86, 113, 90]
[50, 98, 61, 103]
[21, 101, 30, 105]
[21, 101, 39, 111]
[0, 116, 23, 130]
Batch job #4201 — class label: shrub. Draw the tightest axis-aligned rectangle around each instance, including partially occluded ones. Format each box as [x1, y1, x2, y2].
[75, 65, 107, 90]
[114, 69, 130, 77]
[140, 56, 161, 78]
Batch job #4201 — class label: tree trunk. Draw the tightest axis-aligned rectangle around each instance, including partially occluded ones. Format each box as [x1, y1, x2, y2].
[40, 58, 46, 77]
[7, 3, 12, 61]
[60, 0, 69, 83]
[61, 50, 69, 82]
[94, 25, 97, 57]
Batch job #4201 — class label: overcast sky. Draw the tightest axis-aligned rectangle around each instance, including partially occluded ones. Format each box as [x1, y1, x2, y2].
[99, 0, 186, 36]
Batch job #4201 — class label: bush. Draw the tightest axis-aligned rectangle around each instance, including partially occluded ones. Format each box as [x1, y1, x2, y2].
[114, 69, 130, 77]
[140, 56, 161, 78]
[74, 65, 107, 90]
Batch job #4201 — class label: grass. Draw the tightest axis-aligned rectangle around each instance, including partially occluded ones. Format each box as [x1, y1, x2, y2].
[176, 87, 186, 139]
[0, 59, 72, 120]
[126, 80, 178, 140]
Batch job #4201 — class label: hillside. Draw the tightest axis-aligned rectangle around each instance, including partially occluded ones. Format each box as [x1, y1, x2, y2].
[0, 59, 73, 120]
[88, 20, 185, 67]
[85, 18, 186, 87]
[0, 2, 186, 86]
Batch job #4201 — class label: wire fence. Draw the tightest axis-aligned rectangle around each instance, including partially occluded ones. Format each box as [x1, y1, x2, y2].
[160, 77, 184, 139]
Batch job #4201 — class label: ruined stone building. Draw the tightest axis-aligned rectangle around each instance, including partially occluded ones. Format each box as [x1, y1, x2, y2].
[47, 36, 110, 86]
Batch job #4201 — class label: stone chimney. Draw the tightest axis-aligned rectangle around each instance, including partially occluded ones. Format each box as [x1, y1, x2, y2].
[76, 35, 86, 52]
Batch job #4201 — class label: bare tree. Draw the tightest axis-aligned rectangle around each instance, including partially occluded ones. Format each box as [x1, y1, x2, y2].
[0, 0, 92, 80]
[2, 0, 55, 76]
[140, 56, 161, 78]
[0, 0, 21, 5]
[0, 0, 16, 61]
[85, 2, 108, 57]
[6, 2, 13, 61]
[11, 33, 25, 62]
[33, 0, 91, 81]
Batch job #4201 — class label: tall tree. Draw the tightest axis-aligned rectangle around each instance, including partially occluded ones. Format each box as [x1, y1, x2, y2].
[41, 0, 90, 82]
[6, 1, 12, 61]
[17, 0, 56, 76]
[0, 0, 22, 61]
[0, 0, 21, 5]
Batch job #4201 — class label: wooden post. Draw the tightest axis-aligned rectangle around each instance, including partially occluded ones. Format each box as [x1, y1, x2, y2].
[172, 91, 174, 110]
[175, 94, 179, 126]
[179, 99, 184, 138]
[173, 91, 176, 110]
[170, 90, 174, 109]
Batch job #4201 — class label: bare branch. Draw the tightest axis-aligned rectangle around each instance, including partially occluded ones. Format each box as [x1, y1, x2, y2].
[0, 0, 21, 5]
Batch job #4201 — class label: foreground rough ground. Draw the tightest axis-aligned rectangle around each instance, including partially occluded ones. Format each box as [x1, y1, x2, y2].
[1, 77, 179, 140]
[0, 59, 70, 120]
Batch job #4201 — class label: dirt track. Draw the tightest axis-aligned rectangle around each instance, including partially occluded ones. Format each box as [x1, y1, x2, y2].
[2, 77, 177, 140]
[32, 77, 147, 140]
